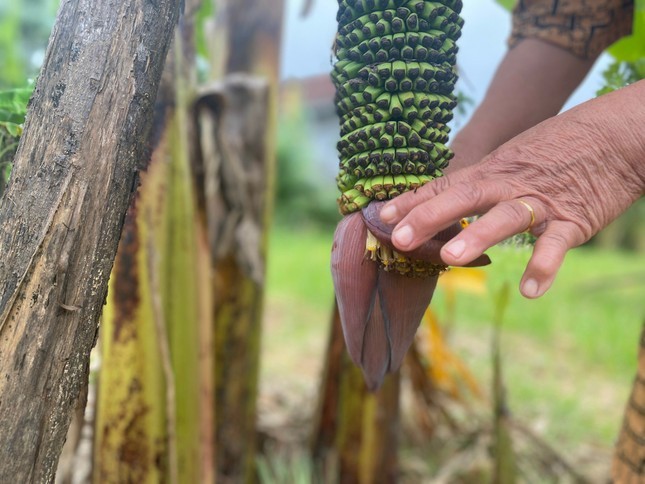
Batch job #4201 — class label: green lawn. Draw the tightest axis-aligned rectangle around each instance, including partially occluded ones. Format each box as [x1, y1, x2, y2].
[262, 223, 645, 463]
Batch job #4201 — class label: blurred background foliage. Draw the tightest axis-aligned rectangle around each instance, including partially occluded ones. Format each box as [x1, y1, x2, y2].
[275, 109, 340, 229]
[0, 86, 31, 197]
[0, 0, 58, 89]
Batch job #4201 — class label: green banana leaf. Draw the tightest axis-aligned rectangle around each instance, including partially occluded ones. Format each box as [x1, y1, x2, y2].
[495, 0, 515, 10]
[609, 0, 645, 62]
[0, 87, 31, 114]
[0, 87, 31, 137]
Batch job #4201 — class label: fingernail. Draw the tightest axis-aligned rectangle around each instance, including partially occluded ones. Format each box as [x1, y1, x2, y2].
[444, 239, 466, 259]
[522, 278, 540, 298]
[380, 205, 397, 222]
[393, 225, 413, 247]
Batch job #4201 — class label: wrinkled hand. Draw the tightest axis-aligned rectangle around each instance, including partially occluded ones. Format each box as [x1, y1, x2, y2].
[380, 81, 645, 298]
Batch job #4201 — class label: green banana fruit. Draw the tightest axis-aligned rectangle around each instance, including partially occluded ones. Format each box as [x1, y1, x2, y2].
[334, 0, 461, 214]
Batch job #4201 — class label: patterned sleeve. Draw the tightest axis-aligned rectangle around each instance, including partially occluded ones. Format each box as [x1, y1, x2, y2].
[509, 0, 635, 59]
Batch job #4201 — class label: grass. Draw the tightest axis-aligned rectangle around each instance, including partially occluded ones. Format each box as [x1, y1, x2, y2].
[446, 246, 645, 376]
[438, 247, 644, 449]
[260, 226, 335, 396]
[261, 222, 645, 468]
[265, 226, 335, 312]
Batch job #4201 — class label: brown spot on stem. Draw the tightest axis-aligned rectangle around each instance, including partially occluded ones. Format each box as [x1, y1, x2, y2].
[112, 207, 140, 340]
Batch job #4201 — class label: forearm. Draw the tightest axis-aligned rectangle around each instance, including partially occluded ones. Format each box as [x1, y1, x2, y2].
[580, 78, 645, 199]
[449, 39, 597, 171]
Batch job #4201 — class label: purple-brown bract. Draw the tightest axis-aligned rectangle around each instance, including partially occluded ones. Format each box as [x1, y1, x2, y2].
[331, 211, 438, 390]
[331, 202, 489, 390]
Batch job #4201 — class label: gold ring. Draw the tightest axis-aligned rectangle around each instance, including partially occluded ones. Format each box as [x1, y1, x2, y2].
[517, 200, 536, 233]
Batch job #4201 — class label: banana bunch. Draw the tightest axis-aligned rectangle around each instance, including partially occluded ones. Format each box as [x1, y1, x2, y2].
[333, 0, 463, 215]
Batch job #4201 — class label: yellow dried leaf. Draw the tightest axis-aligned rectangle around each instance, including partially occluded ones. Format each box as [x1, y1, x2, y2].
[421, 308, 484, 402]
[438, 267, 487, 295]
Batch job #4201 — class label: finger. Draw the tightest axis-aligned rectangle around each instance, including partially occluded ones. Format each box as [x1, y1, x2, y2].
[440, 198, 544, 266]
[519, 221, 582, 299]
[362, 202, 491, 266]
[418, 224, 491, 267]
[363, 201, 448, 264]
[389, 180, 512, 252]
[379, 168, 473, 225]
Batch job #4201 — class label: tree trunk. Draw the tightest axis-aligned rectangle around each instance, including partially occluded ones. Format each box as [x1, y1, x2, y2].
[204, 1, 285, 481]
[211, 0, 285, 81]
[312, 303, 401, 483]
[0, 0, 180, 480]
[311, 302, 347, 465]
[195, 74, 270, 484]
[612, 324, 645, 480]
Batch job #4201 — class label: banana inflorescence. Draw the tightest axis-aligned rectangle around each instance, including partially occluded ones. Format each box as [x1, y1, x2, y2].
[331, 0, 467, 389]
[333, 0, 462, 217]
[329, 2, 493, 390]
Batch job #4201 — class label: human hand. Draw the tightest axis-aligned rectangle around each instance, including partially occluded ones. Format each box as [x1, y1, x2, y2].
[362, 202, 491, 267]
[380, 81, 645, 298]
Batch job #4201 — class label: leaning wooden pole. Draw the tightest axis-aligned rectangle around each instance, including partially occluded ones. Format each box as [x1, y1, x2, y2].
[0, 0, 180, 480]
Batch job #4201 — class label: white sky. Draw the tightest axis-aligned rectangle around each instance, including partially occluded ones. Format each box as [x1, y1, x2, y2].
[281, 0, 613, 121]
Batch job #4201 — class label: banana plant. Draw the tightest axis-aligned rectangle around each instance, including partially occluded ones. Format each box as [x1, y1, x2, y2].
[94, 7, 214, 482]
[330, 0, 489, 390]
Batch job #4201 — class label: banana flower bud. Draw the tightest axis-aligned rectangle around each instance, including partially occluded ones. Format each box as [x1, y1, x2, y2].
[331, 201, 490, 390]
